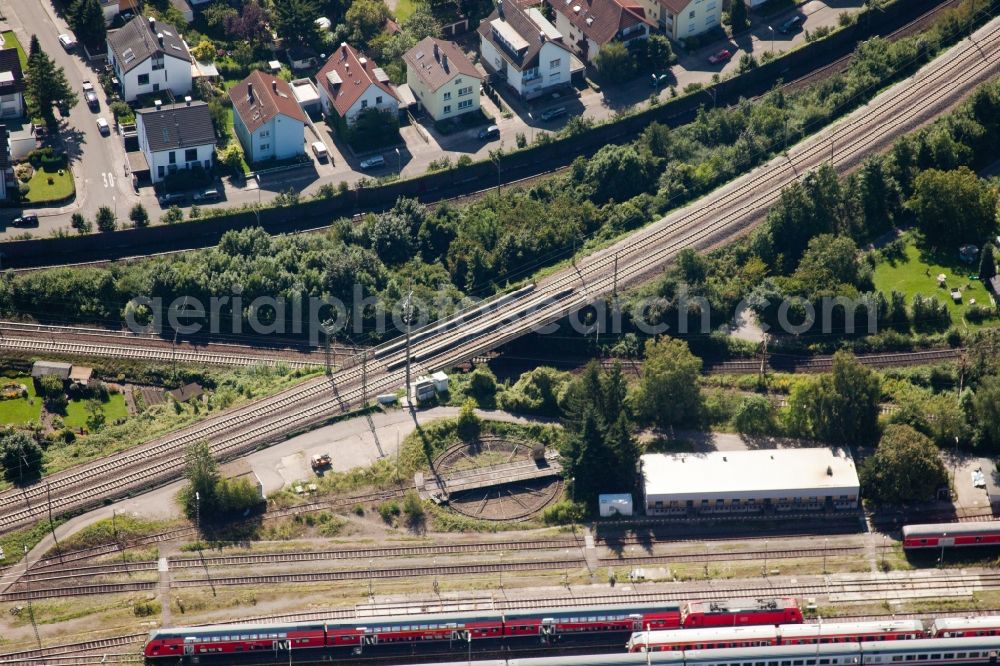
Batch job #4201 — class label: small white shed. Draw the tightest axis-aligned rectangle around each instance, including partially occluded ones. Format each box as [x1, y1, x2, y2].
[599, 493, 633, 517]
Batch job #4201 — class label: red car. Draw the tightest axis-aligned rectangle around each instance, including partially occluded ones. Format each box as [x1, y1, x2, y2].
[708, 49, 732, 64]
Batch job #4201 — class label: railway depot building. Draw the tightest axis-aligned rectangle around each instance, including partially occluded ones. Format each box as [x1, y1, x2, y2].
[640, 448, 860, 516]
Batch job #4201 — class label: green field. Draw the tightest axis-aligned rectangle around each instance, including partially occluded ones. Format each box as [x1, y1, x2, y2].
[24, 166, 76, 204]
[393, 0, 418, 22]
[62, 394, 128, 430]
[0, 376, 42, 425]
[873, 240, 994, 329]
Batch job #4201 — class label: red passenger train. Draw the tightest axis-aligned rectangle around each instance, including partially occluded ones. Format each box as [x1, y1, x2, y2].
[902, 522, 1000, 550]
[145, 598, 802, 660]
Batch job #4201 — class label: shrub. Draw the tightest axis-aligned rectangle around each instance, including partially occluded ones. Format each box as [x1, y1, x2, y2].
[401, 491, 425, 527]
[15, 163, 33, 182]
[542, 500, 586, 525]
[377, 500, 400, 523]
[456, 399, 480, 441]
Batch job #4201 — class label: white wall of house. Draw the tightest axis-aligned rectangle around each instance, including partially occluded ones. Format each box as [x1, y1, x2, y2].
[407, 69, 481, 122]
[319, 83, 398, 126]
[0, 91, 23, 118]
[553, 11, 649, 62]
[664, 0, 719, 40]
[479, 37, 569, 99]
[136, 116, 213, 183]
[234, 111, 305, 163]
[109, 49, 192, 102]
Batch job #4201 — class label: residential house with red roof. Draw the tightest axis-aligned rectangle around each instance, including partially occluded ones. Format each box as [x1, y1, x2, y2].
[652, 0, 721, 41]
[477, 0, 573, 99]
[316, 43, 398, 127]
[404, 38, 482, 122]
[229, 71, 307, 163]
[548, 0, 654, 62]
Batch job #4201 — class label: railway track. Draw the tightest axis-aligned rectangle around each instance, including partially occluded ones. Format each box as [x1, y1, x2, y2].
[1, 17, 997, 538]
[0, 635, 146, 663]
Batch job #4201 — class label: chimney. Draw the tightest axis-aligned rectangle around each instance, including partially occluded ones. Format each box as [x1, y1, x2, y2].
[247, 82, 254, 102]
[498, 0, 504, 16]
[340, 42, 347, 58]
[184, 95, 192, 106]
[272, 79, 278, 93]
[442, 53, 449, 71]
[148, 16, 156, 27]
[157, 32, 164, 47]
[154, 99, 161, 110]
[433, 42, 440, 61]
[540, 31, 546, 42]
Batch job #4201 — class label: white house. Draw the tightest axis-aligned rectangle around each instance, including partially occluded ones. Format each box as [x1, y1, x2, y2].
[548, 0, 654, 63]
[136, 99, 215, 184]
[0, 48, 25, 119]
[657, 0, 720, 40]
[316, 43, 399, 127]
[107, 15, 192, 102]
[229, 71, 307, 163]
[477, 0, 572, 100]
[403, 38, 482, 122]
[0, 125, 10, 201]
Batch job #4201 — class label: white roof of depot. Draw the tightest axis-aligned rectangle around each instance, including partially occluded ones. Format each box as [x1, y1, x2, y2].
[641, 448, 859, 501]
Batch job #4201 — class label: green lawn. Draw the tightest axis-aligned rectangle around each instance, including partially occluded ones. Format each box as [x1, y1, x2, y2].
[62, 394, 127, 430]
[24, 165, 75, 204]
[873, 240, 994, 329]
[393, 0, 418, 22]
[1, 31, 27, 69]
[0, 376, 42, 425]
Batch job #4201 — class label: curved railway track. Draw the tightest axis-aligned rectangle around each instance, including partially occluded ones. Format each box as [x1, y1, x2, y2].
[1, 18, 998, 536]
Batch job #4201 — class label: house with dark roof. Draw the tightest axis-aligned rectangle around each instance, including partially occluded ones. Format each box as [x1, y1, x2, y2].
[548, 0, 654, 62]
[404, 38, 482, 122]
[107, 15, 192, 102]
[135, 99, 215, 183]
[315, 43, 399, 127]
[478, 0, 572, 100]
[0, 48, 25, 119]
[229, 71, 307, 163]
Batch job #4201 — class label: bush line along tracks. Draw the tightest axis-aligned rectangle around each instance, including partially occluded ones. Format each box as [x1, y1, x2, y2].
[0, 21, 998, 535]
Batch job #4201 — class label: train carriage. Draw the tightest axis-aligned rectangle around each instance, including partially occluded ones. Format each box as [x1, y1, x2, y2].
[627, 626, 780, 653]
[683, 598, 803, 628]
[902, 522, 1000, 550]
[503, 604, 682, 642]
[930, 617, 1000, 638]
[778, 620, 925, 644]
[143, 621, 326, 658]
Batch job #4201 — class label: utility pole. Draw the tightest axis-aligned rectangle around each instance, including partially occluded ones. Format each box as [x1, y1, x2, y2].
[323, 324, 332, 376]
[759, 333, 769, 382]
[612, 252, 619, 298]
[361, 348, 368, 407]
[46, 482, 61, 563]
[403, 290, 414, 403]
[24, 545, 41, 649]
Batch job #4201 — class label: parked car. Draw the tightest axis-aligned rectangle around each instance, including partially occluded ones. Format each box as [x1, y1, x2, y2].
[157, 192, 187, 206]
[57, 33, 76, 50]
[359, 155, 385, 170]
[311, 453, 332, 472]
[11, 214, 39, 227]
[708, 49, 732, 64]
[193, 188, 221, 203]
[311, 141, 329, 162]
[540, 107, 567, 122]
[82, 81, 99, 111]
[96, 117, 110, 135]
[478, 125, 500, 140]
[778, 15, 802, 34]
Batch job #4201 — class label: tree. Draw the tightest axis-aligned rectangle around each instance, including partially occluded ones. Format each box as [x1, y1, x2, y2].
[632, 336, 702, 428]
[732, 394, 776, 435]
[364, 211, 415, 265]
[0, 431, 44, 485]
[37, 374, 64, 399]
[28, 35, 41, 59]
[644, 34, 674, 69]
[190, 39, 217, 63]
[182, 440, 219, 522]
[85, 399, 106, 432]
[972, 375, 1000, 450]
[68, 0, 106, 47]
[223, 0, 271, 44]
[786, 351, 880, 445]
[728, 0, 749, 32]
[562, 409, 615, 510]
[584, 144, 655, 204]
[456, 398, 481, 441]
[161, 206, 184, 224]
[860, 424, 947, 504]
[498, 366, 570, 415]
[401, 6, 443, 40]
[217, 142, 245, 174]
[906, 167, 999, 248]
[95, 206, 117, 232]
[70, 212, 91, 234]
[129, 203, 150, 228]
[275, 0, 322, 48]
[25, 38, 78, 123]
[468, 365, 497, 403]
[346, 0, 390, 43]
[980, 243, 997, 282]
[593, 41, 635, 81]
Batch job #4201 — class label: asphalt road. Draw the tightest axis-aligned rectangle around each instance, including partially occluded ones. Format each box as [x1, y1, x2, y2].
[0, 0, 138, 229]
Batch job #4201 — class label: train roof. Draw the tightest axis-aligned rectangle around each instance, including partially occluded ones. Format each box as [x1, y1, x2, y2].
[683, 642, 862, 661]
[418, 655, 685, 666]
[859, 636, 1000, 653]
[505, 603, 680, 620]
[931, 616, 1000, 630]
[779, 620, 925, 636]
[903, 521, 1000, 537]
[629, 625, 778, 646]
[151, 621, 326, 638]
[686, 597, 797, 613]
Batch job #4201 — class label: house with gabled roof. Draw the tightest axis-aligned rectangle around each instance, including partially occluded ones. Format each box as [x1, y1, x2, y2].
[477, 0, 572, 100]
[229, 71, 307, 163]
[403, 38, 482, 122]
[548, 0, 654, 62]
[136, 99, 215, 183]
[315, 43, 399, 127]
[0, 48, 25, 119]
[107, 15, 192, 102]
[653, 0, 720, 40]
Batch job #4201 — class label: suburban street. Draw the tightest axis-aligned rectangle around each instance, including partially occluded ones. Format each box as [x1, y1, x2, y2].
[0, 0, 864, 241]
